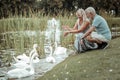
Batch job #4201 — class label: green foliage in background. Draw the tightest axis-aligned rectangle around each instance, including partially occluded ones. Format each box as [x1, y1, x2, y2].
[0, 0, 120, 18]
[0, 14, 76, 55]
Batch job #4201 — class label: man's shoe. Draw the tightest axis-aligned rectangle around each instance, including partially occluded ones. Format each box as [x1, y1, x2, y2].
[97, 42, 109, 49]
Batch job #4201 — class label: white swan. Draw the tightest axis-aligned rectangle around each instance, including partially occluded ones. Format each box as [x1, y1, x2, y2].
[53, 42, 67, 56]
[13, 61, 29, 69]
[14, 53, 29, 63]
[46, 46, 56, 63]
[12, 44, 40, 68]
[13, 53, 39, 68]
[7, 51, 37, 79]
[14, 44, 40, 64]
[16, 44, 38, 60]
[44, 44, 52, 54]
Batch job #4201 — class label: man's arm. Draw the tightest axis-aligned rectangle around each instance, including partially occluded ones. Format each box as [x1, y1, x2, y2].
[82, 26, 95, 39]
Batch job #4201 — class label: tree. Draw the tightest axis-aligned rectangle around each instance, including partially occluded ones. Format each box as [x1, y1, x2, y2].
[0, 0, 37, 18]
[0, 0, 120, 18]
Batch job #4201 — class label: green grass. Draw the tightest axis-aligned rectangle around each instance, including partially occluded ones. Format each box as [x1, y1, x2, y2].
[36, 37, 120, 80]
[0, 14, 120, 66]
[0, 15, 76, 55]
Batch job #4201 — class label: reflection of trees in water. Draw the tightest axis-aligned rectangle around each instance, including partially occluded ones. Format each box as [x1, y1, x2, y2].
[0, 50, 12, 67]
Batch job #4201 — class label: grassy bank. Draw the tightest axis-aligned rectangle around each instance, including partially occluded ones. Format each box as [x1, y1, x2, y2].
[36, 37, 120, 80]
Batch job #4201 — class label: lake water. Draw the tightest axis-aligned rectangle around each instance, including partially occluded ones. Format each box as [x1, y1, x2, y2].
[0, 49, 74, 80]
[0, 18, 75, 80]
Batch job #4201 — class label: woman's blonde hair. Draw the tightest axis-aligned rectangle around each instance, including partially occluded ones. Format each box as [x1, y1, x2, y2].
[76, 8, 87, 22]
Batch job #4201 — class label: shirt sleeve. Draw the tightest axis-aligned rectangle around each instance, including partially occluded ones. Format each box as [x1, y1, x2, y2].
[92, 17, 101, 28]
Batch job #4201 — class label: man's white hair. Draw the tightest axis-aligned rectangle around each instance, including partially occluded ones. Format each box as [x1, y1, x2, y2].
[85, 7, 96, 15]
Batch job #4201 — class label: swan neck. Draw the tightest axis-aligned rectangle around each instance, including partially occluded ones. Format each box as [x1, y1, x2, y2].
[55, 42, 57, 49]
[49, 46, 53, 56]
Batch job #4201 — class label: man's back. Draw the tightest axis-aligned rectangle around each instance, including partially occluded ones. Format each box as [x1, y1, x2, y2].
[92, 14, 112, 40]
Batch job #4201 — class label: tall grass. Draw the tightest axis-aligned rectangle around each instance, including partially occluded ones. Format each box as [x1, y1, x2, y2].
[0, 11, 119, 56]
[0, 12, 76, 56]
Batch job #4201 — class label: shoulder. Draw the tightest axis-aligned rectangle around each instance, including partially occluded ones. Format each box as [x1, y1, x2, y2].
[83, 18, 90, 24]
[94, 14, 103, 20]
[86, 18, 90, 23]
[94, 15, 107, 23]
[94, 14, 100, 19]
[93, 14, 101, 23]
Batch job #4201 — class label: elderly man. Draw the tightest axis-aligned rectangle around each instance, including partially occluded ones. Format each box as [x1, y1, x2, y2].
[81, 7, 112, 49]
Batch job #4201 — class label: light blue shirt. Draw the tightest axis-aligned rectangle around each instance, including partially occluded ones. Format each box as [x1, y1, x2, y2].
[92, 14, 112, 40]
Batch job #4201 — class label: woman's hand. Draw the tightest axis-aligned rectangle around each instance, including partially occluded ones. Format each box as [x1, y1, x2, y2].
[80, 39, 84, 44]
[64, 31, 69, 37]
[62, 25, 70, 31]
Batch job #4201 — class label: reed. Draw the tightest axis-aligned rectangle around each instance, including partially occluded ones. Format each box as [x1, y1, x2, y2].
[0, 12, 76, 56]
[0, 11, 119, 56]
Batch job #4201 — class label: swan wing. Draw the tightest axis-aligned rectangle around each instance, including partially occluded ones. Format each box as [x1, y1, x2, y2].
[33, 57, 40, 63]
[54, 47, 67, 55]
[46, 56, 56, 63]
[17, 54, 29, 61]
[13, 62, 29, 68]
[7, 67, 34, 78]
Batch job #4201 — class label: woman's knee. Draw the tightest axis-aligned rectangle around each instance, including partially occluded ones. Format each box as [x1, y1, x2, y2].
[86, 36, 92, 41]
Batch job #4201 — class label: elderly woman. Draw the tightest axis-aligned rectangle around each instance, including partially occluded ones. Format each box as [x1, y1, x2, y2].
[63, 8, 89, 36]
[63, 8, 98, 53]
